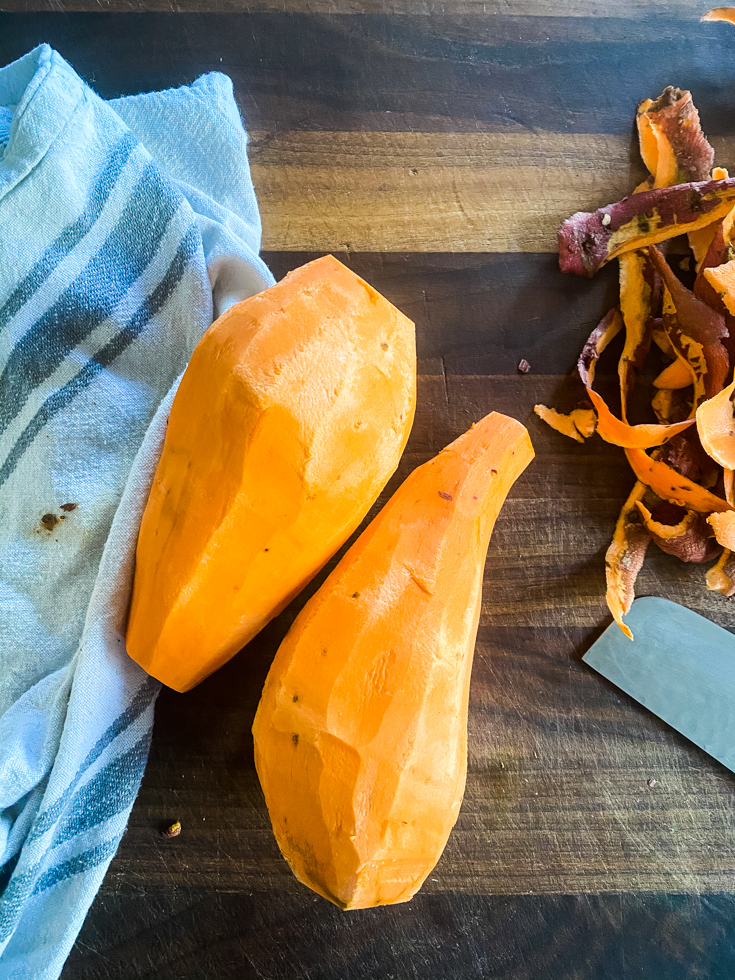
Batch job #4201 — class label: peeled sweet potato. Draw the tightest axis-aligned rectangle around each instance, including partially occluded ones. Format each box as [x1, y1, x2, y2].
[252, 412, 534, 909]
[126, 255, 416, 692]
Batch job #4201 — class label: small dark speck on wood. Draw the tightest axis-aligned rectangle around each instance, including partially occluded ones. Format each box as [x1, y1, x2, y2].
[161, 820, 181, 839]
[647, 778, 657, 789]
[517, 358, 531, 374]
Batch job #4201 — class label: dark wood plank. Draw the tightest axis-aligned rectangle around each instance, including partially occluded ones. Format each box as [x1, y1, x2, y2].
[263, 251, 622, 375]
[1, 14, 735, 134]
[0, 1, 709, 16]
[62, 890, 735, 979]
[251, 131, 652, 252]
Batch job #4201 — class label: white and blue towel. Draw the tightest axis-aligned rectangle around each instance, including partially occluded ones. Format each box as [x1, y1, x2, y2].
[0, 44, 274, 978]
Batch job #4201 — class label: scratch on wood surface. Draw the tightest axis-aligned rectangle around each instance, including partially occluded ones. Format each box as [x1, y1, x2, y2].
[73, 939, 112, 965]
[440, 356, 450, 406]
[451, 173, 469, 221]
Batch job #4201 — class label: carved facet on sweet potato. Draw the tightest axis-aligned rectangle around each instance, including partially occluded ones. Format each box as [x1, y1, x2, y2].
[558, 177, 735, 277]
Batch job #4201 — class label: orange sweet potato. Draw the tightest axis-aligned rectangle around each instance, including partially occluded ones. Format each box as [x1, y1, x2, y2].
[706, 548, 735, 596]
[704, 260, 735, 314]
[252, 412, 534, 909]
[653, 358, 695, 390]
[696, 376, 735, 468]
[625, 448, 732, 513]
[533, 404, 596, 443]
[126, 255, 416, 692]
[702, 7, 735, 25]
[584, 387, 693, 449]
[708, 511, 735, 549]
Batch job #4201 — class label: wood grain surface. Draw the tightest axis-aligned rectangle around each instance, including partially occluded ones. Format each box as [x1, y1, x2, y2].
[2, 5, 735, 979]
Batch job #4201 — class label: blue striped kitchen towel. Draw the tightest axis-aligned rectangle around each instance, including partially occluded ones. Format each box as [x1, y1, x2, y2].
[0, 44, 274, 978]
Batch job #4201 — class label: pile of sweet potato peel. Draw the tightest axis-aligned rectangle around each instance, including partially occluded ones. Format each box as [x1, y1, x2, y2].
[538, 9, 735, 638]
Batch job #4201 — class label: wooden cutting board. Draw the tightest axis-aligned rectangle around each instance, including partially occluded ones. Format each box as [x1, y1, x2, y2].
[2, 4, 735, 978]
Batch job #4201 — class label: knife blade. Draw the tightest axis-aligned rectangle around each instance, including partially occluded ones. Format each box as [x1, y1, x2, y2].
[583, 596, 735, 773]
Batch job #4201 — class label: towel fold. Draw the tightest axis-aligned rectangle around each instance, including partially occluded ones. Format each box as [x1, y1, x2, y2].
[0, 44, 274, 979]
